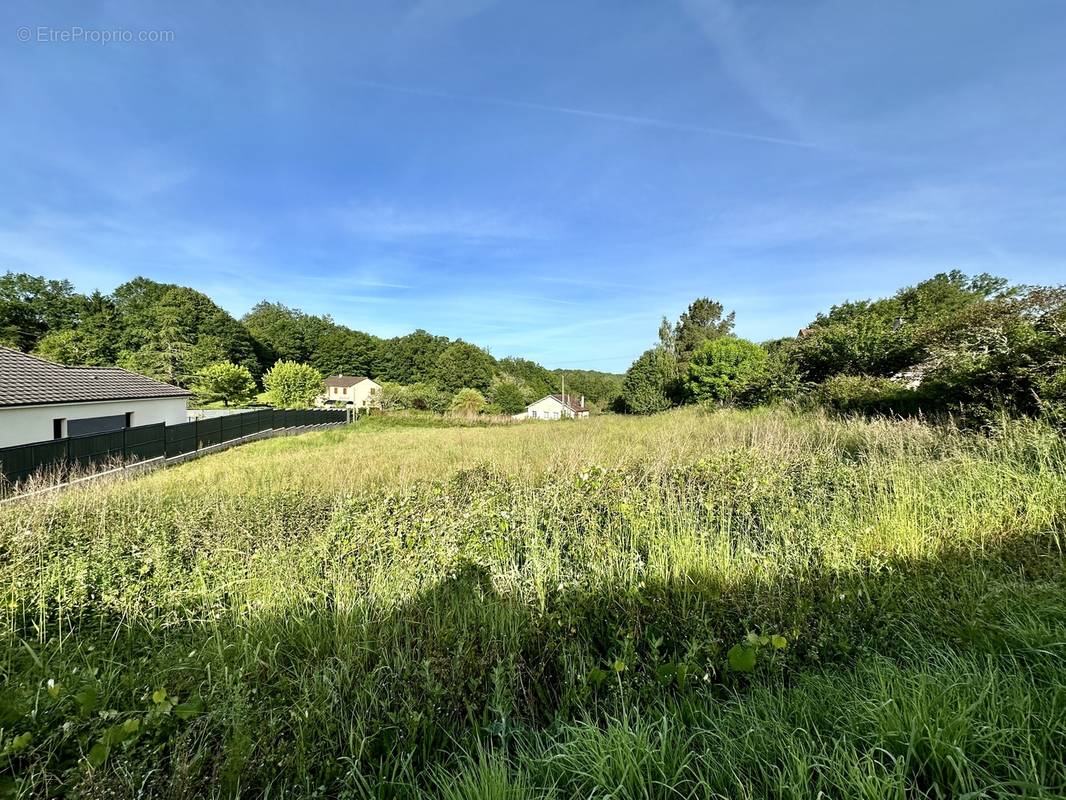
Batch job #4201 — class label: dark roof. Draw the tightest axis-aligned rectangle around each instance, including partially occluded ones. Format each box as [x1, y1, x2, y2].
[0, 347, 192, 408]
[545, 394, 588, 413]
[324, 375, 370, 388]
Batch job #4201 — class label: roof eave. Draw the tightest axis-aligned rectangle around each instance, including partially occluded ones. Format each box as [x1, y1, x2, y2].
[0, 393, 192, 409]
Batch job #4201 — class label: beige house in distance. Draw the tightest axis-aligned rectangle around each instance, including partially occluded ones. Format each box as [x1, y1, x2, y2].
[514, 394, 589, 420]
[320, 375, 381, 412]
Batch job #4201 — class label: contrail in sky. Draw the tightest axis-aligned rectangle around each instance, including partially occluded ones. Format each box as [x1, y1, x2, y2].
[348, 79, 818, 149]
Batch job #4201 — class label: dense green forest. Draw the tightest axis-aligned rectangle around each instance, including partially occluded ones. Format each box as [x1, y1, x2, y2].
[0, 272, 622, 413]
[621, 271, 1066, 427]
[4, 269, 1063, 423]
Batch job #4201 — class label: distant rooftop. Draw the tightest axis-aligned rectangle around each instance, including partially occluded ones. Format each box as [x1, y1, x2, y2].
[324, 374, 370, 388]
[0, 346, 192, 408]
[545, 394, 588, 413]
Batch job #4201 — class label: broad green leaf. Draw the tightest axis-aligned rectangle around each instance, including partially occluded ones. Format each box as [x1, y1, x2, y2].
[86, 741, 109, 769]
[727, 644, 757, 673]
[151, 688, 168, 705]
[75, 687, 99, 715]
[7, 732, 32, 754]
[174, 696, 204, 720]
[771, 635, 788, 650]
[675, 662, 689, 691]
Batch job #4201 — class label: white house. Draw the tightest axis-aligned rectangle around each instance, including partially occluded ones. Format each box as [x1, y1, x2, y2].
[0, 346, 191, 448]
[514, 394, 590, 420]
[320, 374, 382, 412]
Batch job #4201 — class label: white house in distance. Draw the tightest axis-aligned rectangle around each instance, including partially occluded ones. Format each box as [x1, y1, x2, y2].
[320, 374, 382, 412]
[0, 346, 191, 448]
[514, 394, 590, 420]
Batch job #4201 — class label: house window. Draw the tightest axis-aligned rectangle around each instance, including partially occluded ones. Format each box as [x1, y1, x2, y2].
[124, 412, 134, 428]
[343, 386, 348, 395]
[53, 418, 65, 439]
[530, 410, 537, 418]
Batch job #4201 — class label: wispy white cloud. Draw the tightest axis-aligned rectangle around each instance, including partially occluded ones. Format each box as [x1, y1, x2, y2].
[332, 201, 546, 242]
[347, 79, 818, 148]
[679, 0, 814, 140]
[700, 180, 1066, 253]
[332, 294, 398, 304]
[401, 0, 499, 32]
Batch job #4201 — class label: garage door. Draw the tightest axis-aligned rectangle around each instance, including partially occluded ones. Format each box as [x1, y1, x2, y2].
[67, 414, 126, 437]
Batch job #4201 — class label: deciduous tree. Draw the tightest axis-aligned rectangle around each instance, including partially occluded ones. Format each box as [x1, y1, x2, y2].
[0, 272, 82, 350]
[685, 337, 769, 406]
[490, 381, 527, 415]
[435, 341, 495, 394]
[622, 348, 678, 414]
[193, 361, 257, 406]
[674, 298, 735, 362]
[263, 360, 323, 409]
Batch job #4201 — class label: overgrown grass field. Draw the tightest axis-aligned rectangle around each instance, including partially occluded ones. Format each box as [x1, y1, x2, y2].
[2, 409, 1065, 798]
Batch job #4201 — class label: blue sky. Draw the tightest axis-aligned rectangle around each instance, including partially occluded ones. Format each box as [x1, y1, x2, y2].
[2, 1, 1064, 372]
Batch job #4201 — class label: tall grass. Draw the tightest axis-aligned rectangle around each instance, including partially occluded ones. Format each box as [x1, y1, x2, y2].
[1, 408, 1063, 798]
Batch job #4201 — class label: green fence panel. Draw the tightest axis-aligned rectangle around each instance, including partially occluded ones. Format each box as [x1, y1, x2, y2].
[197, 417, 222, 449]
[0, 439, 68, 488]
[165, 422, 197, 458]
[69, 430, 125, 469]
[1, 404, 345, 497]
[220, 414, 243, 442]
[124, 423, 165, 462]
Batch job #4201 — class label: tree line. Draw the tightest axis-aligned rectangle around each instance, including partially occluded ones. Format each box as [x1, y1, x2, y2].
[0, 272, 623, 413]
[621, 270, 1066, 427]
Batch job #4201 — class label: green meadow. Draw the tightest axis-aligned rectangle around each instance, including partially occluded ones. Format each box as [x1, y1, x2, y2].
[2, 409, 1064, 798]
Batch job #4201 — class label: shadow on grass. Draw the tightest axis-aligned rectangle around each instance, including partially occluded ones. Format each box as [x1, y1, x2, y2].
[3, 522, 1064, 798]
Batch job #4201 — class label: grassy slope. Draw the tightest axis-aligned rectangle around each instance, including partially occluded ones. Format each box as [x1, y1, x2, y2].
[1, 409, 1064, 798]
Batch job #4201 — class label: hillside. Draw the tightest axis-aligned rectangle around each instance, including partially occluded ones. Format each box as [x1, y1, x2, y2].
[2, 408, 1064, 797]
[0, 272, 624, 411]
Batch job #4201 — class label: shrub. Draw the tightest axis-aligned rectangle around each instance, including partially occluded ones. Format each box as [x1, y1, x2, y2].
[450, 387, 487, 416]
[489, 381, 527, 415]
[818, 374, 924, 416]
[685, 337, 769, 406]
[377, 381, 406, 411]
[405, 382, 451, 413]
